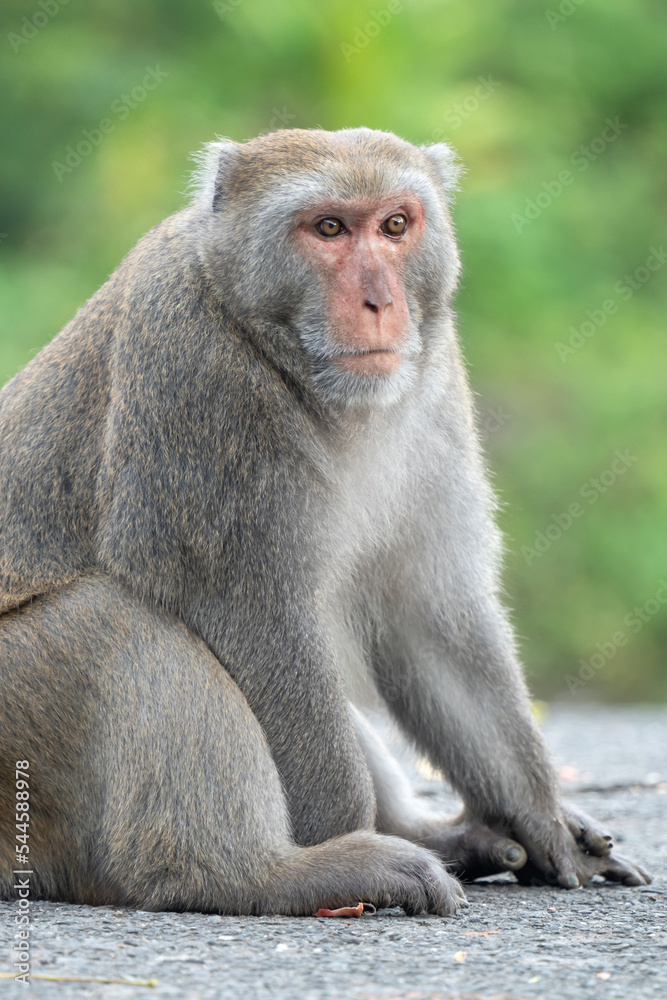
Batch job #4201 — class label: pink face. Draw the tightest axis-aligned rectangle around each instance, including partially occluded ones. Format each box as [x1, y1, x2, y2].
[294, 194, 425, 378]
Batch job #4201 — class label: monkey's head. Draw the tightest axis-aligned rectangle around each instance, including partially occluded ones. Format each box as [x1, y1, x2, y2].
[194, 128, 461, 408]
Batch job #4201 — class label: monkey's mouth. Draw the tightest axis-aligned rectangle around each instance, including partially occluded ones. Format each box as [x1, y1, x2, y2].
[335, 349, 402, 376]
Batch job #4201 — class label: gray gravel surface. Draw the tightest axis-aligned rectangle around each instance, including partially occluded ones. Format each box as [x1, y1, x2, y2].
[1, 704, 665, 1000]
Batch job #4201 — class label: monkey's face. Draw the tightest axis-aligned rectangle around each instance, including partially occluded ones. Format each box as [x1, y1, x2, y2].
[290, 192, 426, 406]
[196, 128, 461, 408]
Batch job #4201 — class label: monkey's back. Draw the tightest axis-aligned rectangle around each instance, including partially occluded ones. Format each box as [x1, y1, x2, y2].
[0, 211, 319, 616]
[0, 214, 200, 612]
[0, 282, 117, 610]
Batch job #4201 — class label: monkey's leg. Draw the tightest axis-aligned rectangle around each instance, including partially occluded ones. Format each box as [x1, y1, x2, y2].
[0, 575, 464, 916]
[351, 707, 527, 880]
[372, 603, 651, 889]
[201, 598, 383, 848]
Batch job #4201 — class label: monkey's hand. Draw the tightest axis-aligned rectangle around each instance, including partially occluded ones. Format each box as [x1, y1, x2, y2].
[512, 804, 652, 888]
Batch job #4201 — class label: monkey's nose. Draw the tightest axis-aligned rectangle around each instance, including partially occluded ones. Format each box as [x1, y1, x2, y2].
[362, 267, 393, 313]
[364, 295, 392, 313]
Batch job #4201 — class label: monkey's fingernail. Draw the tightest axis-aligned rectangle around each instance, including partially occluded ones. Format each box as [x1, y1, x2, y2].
[506, 847, 522, 864]
[564, 873, 579, 888]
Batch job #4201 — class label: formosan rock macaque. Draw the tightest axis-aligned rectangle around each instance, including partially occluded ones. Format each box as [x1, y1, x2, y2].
[0, 128, 649, 914]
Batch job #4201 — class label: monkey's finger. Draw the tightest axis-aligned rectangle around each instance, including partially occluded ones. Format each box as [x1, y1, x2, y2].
[556, 869, 580, 889]
[562, 805, 613, 857]
[512, 858, 559, 888]
[514, 851, 579, 889]
[552, 845, 583, 888]
[599, 855, 652, 886]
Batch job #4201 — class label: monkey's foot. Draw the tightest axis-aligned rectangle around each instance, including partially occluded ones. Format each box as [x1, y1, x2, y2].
[281, 833, 466, 918]
[372, 838, 468, 916]
[415, 823, 528, 882]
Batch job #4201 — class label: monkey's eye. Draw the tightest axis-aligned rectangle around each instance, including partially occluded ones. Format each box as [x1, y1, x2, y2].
[382, 214, 408, 237]
[317, 218, 344, 237]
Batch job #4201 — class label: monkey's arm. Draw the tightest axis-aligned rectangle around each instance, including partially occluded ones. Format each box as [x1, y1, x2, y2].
[351, 705, 529, 881]
[364, 372, 651, 887]
[372, 601, 650, 888]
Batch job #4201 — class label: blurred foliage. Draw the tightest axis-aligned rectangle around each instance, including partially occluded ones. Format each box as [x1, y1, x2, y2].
[0, 0, 665, 700]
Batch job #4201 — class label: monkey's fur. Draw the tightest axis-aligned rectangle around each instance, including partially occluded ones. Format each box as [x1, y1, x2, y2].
[0, 129, 649, 915]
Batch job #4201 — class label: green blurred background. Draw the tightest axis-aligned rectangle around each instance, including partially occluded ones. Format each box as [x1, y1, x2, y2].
[1, 0, 665, 700]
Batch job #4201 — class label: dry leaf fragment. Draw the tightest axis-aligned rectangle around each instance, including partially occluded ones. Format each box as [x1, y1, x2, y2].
[314, 901, 376, 917]
[453, 950, 467, 963]
[596, 972, 612, 981]
[465, 929, 501, 936]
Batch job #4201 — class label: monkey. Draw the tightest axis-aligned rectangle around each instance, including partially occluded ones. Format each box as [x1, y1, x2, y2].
[0, 128, 650, 916]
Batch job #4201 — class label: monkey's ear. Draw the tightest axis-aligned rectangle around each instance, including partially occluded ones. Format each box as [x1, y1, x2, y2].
[420, 142, 462, 202]
[189, 138, 241, 210]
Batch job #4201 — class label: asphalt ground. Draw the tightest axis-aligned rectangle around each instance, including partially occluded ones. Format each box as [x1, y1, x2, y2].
[1, 704, 665, 1000]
